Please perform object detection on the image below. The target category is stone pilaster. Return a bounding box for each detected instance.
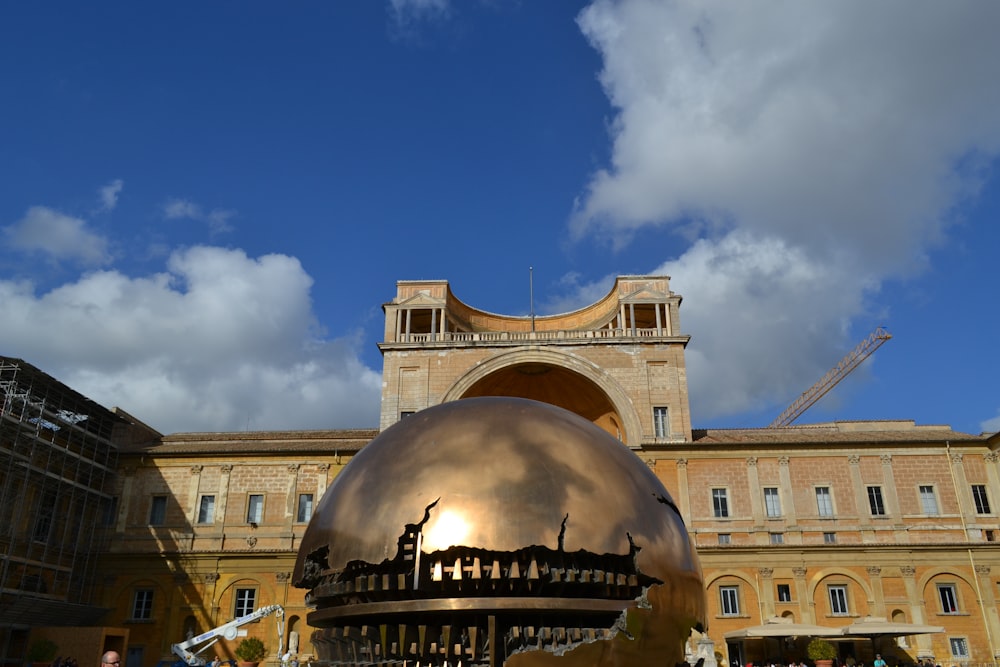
[746,457,763,538]
[777,456,797,528]
[676,458,691,523]
[848,455,873,539]
[218,464,233,532]
[317,462,331,499]
[187,464,204,525]
[974,564,1000,658]
[116,465,135,533]
[792,567,813,623]
[759,567,775,618]
[286,463,300,522]
[866,565,885,616]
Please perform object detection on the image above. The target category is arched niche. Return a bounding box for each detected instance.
[443,349,642,446]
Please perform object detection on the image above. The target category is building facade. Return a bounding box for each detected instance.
[0,358,157,667]
[4,277,999,667]
[94,430,375,667]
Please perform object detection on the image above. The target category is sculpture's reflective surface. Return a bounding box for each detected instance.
[294,397,705,667]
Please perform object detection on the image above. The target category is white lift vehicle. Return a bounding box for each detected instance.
[171,604,285,667]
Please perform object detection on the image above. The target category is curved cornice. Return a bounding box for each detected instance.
[442,348,643,447]
[436,275,675,333]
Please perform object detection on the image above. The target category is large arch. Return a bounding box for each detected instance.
[807,568,876,620]
[442,348,643,446]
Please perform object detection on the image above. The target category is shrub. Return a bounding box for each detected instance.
[806,638,838,661]
[235,637,267,663]
[27,639,59,663]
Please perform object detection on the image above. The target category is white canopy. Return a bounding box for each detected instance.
[725,616,945,642]
[724,618,842,639]
[840,617,945,638]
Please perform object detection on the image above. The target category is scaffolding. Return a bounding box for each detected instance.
[0,357,153,661]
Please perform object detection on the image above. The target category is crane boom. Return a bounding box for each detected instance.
[171,604,285,667]
[769,326,892,428]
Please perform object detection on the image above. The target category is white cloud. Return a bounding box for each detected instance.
[546,233,877,424]
[388,0,450,36]
[205,208,236,234]
[982,412,1000,435]
[659,232,875,422]
[575,1,1000,266]
[570,0,1000,422]
[164,198,202,219]
[3,206,111,266]
[164,198,235,234]
[99,179,124,211]
[0,246,381,433]
[390,0,449,22]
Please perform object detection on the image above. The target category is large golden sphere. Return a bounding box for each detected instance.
[295,397,705,667]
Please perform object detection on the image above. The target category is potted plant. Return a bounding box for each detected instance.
[807,637,838,667]
[235,637,267,667]
[27,638,59,667]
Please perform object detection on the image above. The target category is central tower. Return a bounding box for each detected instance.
[378,275,693,446]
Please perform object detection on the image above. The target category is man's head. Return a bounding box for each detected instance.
[101,652,121,667]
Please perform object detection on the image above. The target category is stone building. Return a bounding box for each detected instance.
[4,276,999,667]
[0,357,158,665]
[94,429,375,667]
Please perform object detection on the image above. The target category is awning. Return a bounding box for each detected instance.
[840,617,945,638]
[724,618,842,640]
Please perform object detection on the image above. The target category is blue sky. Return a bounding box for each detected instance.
[2,1,998,435]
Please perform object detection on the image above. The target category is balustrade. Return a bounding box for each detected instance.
[390,328,675,345]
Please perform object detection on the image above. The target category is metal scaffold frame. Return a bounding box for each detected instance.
[0,357,124,634]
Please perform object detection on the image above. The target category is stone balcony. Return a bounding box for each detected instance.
[383,327,690,347]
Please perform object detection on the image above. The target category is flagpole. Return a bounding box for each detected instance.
[529,266,535,333]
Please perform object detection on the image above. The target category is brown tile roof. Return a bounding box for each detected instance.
[119,421,992,456]
[121,428,378,455]
[692,421,984,446]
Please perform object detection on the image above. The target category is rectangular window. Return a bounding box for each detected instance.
[720,585,740,616]
[949,637,969,658]
[828,585,849,615]
[126,647,144,667]
[132,589,154,620]
[919,485,939,515]
[400,411,415,419]
[149,496,167,526]
[33,490,58,541]
[972,484,992,514]
[712,488,730,518]
[653,407,669,438]
[769,532,784,544]
[718,533,731,545]
[247,494,264,524]
[235,587,257,618]
[197,495,215,524]
[938,584,959,614]
[777,584,791,602]
[764,487,782,517]
[824,532,837,544]
[867,486,886,516]
[816,487,834,517]
[102,496,119,526]
[297,493,314,523]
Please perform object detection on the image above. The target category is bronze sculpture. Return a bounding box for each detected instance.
[294,397,705,666]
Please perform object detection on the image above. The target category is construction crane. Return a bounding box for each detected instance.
[171,604,285,667]
[768,326,892,428]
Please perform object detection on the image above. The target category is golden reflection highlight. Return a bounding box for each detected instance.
[422,508,472,552]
